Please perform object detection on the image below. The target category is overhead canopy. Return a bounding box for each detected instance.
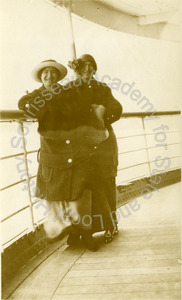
[95,0,180,17]
[50,0,181,42]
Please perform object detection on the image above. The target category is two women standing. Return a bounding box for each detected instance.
[18,55,122,251]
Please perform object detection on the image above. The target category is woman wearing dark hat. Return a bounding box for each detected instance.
[18,59,110,251]
[68,54,123,242]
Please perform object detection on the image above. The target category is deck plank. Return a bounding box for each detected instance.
[52,291,181,300]
[71,259,180,269]
[76,254,181,263]
[55,282,180,294]
[60,273,181,285]
[65,266,180,277]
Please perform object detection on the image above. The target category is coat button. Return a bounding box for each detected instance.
[94,146,97,149]
[68,158,72,163]
[66,140,70,144]
[88,85,91,88]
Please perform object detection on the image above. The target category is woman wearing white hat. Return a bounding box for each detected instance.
[18,60,67,126]
[18,59,110,251]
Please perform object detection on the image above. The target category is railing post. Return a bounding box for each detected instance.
[18,121,35,231]
[142,117,152,177]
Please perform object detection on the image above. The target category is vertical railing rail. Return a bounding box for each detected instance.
[18,120,35,231]
[141,117,152,177]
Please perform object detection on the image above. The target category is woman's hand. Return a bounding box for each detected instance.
[91,104,106,127]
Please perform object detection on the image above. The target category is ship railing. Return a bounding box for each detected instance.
[0,110,181,249]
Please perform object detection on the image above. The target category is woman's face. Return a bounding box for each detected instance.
[80,62,94,82]
[41,67,59,88]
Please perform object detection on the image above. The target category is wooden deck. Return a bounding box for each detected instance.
[8,183,181,300]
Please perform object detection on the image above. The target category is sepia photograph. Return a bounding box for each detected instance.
[0,0,181,299]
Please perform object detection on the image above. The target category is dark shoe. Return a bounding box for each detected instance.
[104,230,114,243]
[67,232,80,246]
[104,225,119,243]
[81,231,98,251]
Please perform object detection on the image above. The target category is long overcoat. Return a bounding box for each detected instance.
[66,78,123,232]
[18,84,110,202]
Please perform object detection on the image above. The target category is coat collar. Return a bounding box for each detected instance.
[38,84,63,95]
[74,77,100,89]
[38,85,46,93]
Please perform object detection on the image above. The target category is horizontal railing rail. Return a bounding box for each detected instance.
[0,175,37,192]
[117,155,180,171]
[117,130,180,140]
[0,150,38,161]
[118,142,180,155]
[0,109,181,248]
[0,110,181,121]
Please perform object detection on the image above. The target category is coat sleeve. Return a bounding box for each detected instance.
[18,89,47,120]
[104,86,123,124]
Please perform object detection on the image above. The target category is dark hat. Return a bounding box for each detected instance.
[68,54,97,73]
[79,54,97,71]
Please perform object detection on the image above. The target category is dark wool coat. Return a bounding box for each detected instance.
[67,78,123,178]
[18,84,113,202]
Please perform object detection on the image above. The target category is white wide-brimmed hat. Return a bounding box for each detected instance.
[31,59,67,82]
